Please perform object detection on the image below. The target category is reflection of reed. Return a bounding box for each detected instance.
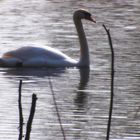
[48,77,66,140]
[18,80,37,140]
[103,25,115,140]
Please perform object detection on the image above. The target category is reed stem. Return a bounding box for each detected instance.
[103,24,115,140]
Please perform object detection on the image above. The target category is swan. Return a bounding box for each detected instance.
[0,9,96,67]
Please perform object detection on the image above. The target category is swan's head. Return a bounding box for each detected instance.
[73,9,96,23]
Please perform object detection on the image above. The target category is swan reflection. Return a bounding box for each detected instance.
[73,67,90,139]
[1,66,90,140]
[75,67,89,109]
[2,67,66,78]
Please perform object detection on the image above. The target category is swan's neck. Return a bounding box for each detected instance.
[74,18,89,67]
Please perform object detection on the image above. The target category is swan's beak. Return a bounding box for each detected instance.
[89,16,96,23]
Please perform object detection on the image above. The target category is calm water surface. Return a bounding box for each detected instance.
[0,0,139,140]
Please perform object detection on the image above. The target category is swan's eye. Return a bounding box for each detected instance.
[85,12,91,18]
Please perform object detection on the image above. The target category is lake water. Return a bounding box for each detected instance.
[0,0,140,140]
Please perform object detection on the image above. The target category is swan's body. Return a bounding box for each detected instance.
[0,9,95,67]
[2,46,77,67]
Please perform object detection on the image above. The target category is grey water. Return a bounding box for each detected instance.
[0,0,139,140]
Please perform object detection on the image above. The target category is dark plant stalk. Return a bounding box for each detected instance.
[48,77,66,140]
[18,80,24,140]
[103,24,115,140]
[25,94,37,140]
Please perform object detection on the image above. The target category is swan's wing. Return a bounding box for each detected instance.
[2,46,70,61]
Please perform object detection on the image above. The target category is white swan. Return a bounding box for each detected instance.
[0,9,96,67]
